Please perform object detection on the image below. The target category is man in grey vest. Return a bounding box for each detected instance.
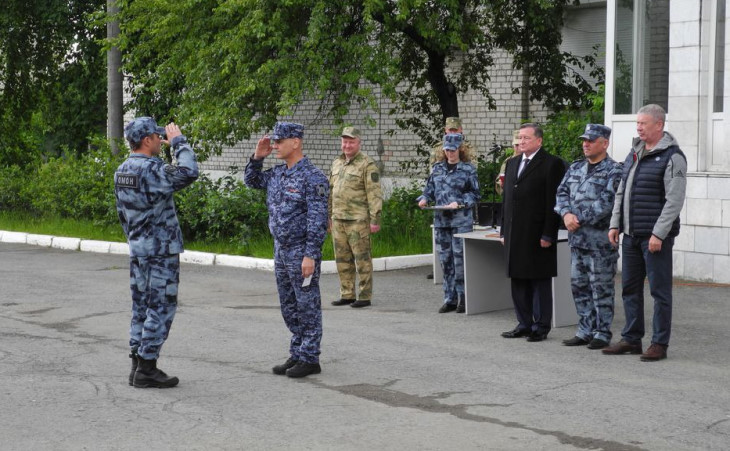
[603,104,686,362]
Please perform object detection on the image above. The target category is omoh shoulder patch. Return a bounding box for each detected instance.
[115,173,139,189]
[317,184,326,196]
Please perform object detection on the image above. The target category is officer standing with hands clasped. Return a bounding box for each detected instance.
[329,126,383,309]
[555,124,622,350]
[244,122,329,378]
[115,117,199,388]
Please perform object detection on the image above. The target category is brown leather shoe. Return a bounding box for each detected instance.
[640,343,667,361]
[602,340,642,355]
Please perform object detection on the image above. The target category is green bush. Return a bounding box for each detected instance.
[542,85,605,163]
[174,172,268,248]
[381,183,432,234]
[22,143,124,226]
[0,165,32,211]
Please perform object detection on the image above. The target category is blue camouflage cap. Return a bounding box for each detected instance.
[443,133,464,150]
[124,117,166,145]
[271,122,304,140]
[579,124,611,141]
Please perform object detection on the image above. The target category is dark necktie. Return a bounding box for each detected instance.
[518,158,530,176]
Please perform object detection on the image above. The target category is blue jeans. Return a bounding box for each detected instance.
[620,234,674,346]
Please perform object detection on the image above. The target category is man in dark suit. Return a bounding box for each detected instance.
[500,123,566,342]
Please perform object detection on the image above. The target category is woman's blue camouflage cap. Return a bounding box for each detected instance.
[271,122,304,140]
[579,124,612,141]
[443,133,464,150]
[124,117,166,144]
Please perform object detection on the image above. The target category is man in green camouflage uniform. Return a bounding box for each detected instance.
[329,126,383,308]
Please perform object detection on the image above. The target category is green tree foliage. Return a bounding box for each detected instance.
[0,0,107,166]
[116,0,599,160]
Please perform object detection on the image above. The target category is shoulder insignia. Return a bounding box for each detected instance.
[115,173,139,189]
[317,184,326,196]
[371,172,380,182]
[164,165,177,175]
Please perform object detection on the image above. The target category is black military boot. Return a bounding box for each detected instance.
[272,357,298,375]
[128,351,139,386]
[456,294,465,313]
[286,361,321,378]
[133,357,179,388]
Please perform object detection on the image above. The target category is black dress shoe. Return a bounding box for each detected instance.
[526,331,548,342]
[332,298,355,306]
[501,327,530,338]
[587,338,610,349]
[351,300,371,308]
[438,303,457,313]
[562,336,590,346]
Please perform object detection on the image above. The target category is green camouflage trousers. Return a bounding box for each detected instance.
[332,219,373,301]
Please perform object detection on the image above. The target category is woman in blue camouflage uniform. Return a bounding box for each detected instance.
[418,133,480,313]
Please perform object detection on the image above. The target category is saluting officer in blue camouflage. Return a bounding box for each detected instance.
[554,124,622,350]
[418,133,480,314]
[244,122,329,378]
[115,117,199,388]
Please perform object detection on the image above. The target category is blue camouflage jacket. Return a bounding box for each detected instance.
[114,135,199,257]
[417,161,480,228]
[554,157,622,251]
[244,156,329,259]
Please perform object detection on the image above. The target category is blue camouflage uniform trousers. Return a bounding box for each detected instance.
[570,248,618,342]
[274,243,323,364]
[555,156,622,342]
[129,254,179,360]
[435,225,472,305]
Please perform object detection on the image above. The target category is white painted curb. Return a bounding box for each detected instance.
[51,237,81,251]
[383,254,432,270]
[27,234,54,247]
[2,231,27,243]
[214,254,275,271]
[320,260,337,275]
[109,242,130,255]
[80,240,112,253]
[1,230,431,272]
[180,250,215,265]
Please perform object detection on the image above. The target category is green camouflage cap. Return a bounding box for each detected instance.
[341,126,361,139]
[445,117,462,130]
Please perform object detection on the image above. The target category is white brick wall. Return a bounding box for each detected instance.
[201,50,548,176]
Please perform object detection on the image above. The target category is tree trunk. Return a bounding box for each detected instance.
[107,0,124,154]
[426,52,459,121]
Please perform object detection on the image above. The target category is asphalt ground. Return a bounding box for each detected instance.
[1,242,729,450]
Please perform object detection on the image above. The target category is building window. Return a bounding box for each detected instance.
[613,0,670,114]
[714,0,726,113]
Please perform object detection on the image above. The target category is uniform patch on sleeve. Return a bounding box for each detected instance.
[164,165,177,175]
[317,184,326,196]
[115,173,138,189]
[371,172,380,182]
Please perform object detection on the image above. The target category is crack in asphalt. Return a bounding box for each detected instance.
[308,379,647,451]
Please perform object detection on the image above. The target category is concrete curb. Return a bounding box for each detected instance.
[0,229,431,272]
